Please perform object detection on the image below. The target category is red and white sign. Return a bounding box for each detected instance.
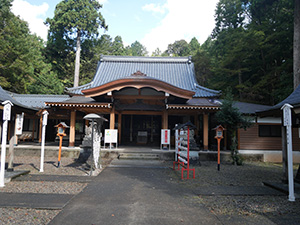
[161,129,170,145]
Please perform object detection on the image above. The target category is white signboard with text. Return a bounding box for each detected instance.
[15,113,24,135]
[104,129,118,149]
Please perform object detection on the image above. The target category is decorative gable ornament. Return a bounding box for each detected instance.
[131,70,147,77]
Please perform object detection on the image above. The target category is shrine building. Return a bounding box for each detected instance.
[45,56,221,148]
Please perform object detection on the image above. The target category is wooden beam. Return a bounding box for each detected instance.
[110,106,115,129]
[69,110,76,147]
[203,113,209,150]
[82,78,195,99]
[121,111,163,115]
[113,95,166,100]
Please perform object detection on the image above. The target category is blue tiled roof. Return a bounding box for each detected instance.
[67,55,220,98]
[0,86,35,110]
[0,86,19,105]
[11,93,70,109]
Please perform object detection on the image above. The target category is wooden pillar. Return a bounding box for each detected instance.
[162,110,168,129]
[39,115,42,143]
[237,129,240,150]
[118,113,122,143]
[203,113,209,150]
[110,106,115,129]
[69,110,76,147]
[32,118,35,141]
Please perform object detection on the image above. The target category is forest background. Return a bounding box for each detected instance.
[0,0,295,106]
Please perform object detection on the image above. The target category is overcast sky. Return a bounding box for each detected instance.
[11,0,219,54]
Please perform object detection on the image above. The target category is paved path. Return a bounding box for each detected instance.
[50,160,221,225]
[0,192,74,209]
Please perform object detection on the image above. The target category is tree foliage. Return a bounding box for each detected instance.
[194,0,294,105]
[46,0,107,87]
[216,89,252,165]
[0,0,63,94]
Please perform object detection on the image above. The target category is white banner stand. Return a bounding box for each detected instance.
[104,129,118,149]
[0,100,13,187]
[40,111,49,173]
[281,103,295,201]
[161,129,170,150]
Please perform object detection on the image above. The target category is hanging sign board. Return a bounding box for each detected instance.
[15,113,24,135]
[161,129,170,145]
[104,129,118,144]
[3,102,12,121]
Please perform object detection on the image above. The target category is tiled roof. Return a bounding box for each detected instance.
[257,85,300,114]
[0,86,20,105]
[0,86,35,110]
[232,102,272,114]
[10,93,70,109]
[67,55,220,98]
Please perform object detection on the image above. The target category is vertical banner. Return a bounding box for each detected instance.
[161,129,170,150]
[161,129,170,144]
[15,113,24,135]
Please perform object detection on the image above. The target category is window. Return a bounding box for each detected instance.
[259,125,281,137]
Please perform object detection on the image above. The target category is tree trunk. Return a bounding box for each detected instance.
[294,0,300,90]
[74,30,81,88]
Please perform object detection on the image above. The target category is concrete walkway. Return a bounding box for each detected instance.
[49,160,221,225]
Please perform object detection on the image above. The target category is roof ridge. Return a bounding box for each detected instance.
[100,55,191,63]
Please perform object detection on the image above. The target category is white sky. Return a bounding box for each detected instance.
[11,0,219,54]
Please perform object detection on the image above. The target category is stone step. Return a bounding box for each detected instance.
[118,153,160,160]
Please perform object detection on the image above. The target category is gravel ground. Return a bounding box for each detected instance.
[0,155,114,225]
[0,208,59,225]
[1,157,300,224]
[171,161,300,224]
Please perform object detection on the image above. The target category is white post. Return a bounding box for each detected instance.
[281,103,295,201]
[40,110,49,173]
[0,100,13,187]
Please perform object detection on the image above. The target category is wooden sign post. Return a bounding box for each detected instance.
[55,122,69,168]
[213,125,225,171]
[0,100,13,187]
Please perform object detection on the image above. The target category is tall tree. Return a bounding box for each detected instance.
[166,39,190,56]
[46,0,107,87]
[0,0,62,94]
[216,90,252,165]
[189,37,201,55]
[129,41,148,56]
[205,0,294,104]
[111,36,126,55]
[294,0,300,89]
[152,48,162,57]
